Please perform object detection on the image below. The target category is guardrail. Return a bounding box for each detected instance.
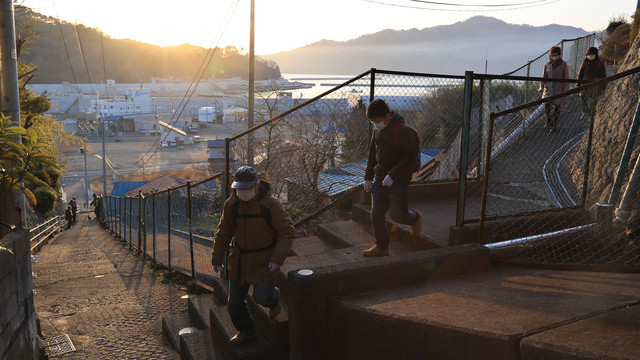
[29,215,66,254]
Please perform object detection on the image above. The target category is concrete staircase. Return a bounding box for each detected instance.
[162,217,416,360]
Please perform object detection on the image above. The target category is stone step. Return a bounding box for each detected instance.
[188,294,217,330]
[179,328,219,360]
[246,296,289,359]
[329,268,640,360]
[291,236,335,256]
[316,220,378,249]
[162,311,201,351]
[352,203,434,250]
[209,305,272,360]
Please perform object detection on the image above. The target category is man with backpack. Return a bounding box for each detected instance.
[212,166,295,346]
[363,99,423,257]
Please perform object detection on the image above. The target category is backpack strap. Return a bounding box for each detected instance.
[230,200,279,254]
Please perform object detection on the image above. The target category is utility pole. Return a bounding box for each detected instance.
[80,146,89,207]
[247,0,255,166]
[0,0,24,226]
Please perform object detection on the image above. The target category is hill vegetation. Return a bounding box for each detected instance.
[15,6,281,84]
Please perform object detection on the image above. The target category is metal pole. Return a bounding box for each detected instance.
[137,191,142,250]
[581,90,597,207]
[128,196,132,246]
[0,0,23,226]
[167,188,172,270]
[83,147,89,207]
[187,182,195,278]
[609,98,640,205]
[455,71,474,227]
[369,68,375,140]
[225,138,231,200]
[123,198,127,241]
[479,79,490,177]
[478,116,495,242]
[152,193,156,262]
[247,0,255,166]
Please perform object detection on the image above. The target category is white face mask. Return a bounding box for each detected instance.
[550,55,559,61]
[237,188,256,202]
[587,54,596,61]
[373,122,386,130]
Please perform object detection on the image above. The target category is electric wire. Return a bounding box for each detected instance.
[409,0,553,7]
[125,0,241,173]
[362,0,562,12]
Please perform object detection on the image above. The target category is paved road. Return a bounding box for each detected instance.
[33,219,187,359]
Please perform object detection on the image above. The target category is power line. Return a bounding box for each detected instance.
[409,0,553,7]
[361,0,562,12]
[125,0,241,174]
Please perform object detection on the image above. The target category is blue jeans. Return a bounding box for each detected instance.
[227,279,279,335]
[371,181,419,250]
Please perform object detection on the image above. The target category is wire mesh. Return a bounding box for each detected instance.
[484,66,640,269]
[190,177,224,287]
[154,191,169,268]
[168,185,192,276]
[504,34,596,79]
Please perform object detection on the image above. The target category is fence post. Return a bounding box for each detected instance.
[167,188,172,270]
[581,89,598,207]
[123,197,127,242]
[128,197,133,246]
[224,138,231,201]
[609,98,640,205]
[369,68,376,140]
[479,79,490,177]
[152,193,156,262]
[479,116,495,242]
[187,182,195,278]
[119,197,123,239]
[138,191,142,251]
[455,71,474,227]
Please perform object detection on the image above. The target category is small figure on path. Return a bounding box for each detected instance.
[65,205,73,229]
[362,99,422,257]
[539,45,570,132]
[577,46,607,115]
[70,197,78,225]
[212,166,294,346]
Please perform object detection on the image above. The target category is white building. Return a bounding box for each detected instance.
[198,107,216,123]
[92,89,152,118]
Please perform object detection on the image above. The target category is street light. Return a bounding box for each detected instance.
[79,146,89,207]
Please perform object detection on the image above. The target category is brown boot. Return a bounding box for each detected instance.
[229,332,256,346]
[362,245,389,257]
[411,212,423,236]
[268,303,281,319]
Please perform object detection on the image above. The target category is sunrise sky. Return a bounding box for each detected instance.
[21,0,637,54]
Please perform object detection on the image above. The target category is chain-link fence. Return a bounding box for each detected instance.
[504,34,596,80]
[102,174,223,288]
[479,65,640,269]
[224,69,476,227]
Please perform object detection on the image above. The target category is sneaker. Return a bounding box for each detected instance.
[362,245,389,257]
[411,212,423,236]
[229,332,256,346]
[269,303,281,319]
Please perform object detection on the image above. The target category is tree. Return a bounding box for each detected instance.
[341,99,369,163]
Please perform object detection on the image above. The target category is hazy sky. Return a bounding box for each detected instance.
[21,0,637,54]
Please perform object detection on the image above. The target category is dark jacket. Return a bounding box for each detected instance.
[365,113,420,184]
[578,58,607,84]
[70,200,77,213]
[212,181,295,284]
[65,207,73,220]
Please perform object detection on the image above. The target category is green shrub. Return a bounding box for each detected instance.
[33,186,57,215]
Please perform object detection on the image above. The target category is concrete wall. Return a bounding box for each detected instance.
[0,228,39,360]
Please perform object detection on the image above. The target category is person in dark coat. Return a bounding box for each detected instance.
[362,99,423,257]
[212,166,295,346]
[65,205,73,229]
[539,46,570,132]
[70,198,78,225]
[577,47,607,115]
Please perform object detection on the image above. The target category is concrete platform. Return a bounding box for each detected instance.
[332,268,640,360]
[521,303,640,360]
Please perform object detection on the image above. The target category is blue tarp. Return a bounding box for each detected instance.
[111,181,148,197]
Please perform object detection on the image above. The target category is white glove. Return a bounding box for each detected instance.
[364,180,372,192]
[382,175,393,187]
[268,262,279,272]
[213,265,222,273]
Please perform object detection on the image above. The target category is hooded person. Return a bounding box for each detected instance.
[362,99,423,258]
[211,166,294,346]
[577,47,607,115]
[539,46,570,131]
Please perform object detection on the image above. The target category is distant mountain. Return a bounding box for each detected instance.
[261,16,589,75]
[16,6,281,84]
